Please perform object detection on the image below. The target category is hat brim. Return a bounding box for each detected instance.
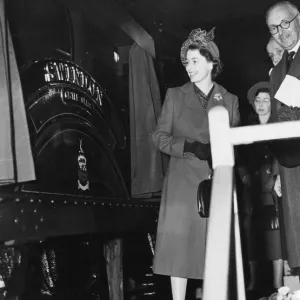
[247,82,270,104]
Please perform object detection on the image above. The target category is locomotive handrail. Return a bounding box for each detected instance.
[203,106,300,300]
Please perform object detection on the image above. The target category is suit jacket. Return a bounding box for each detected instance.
[269,49,300,168]
[270,48,300,267]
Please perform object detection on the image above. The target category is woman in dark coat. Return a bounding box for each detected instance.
[151,27,240,300]
[243,82,285,291]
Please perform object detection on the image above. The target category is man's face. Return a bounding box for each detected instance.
[267,39,284,66]
[267,5,300,50]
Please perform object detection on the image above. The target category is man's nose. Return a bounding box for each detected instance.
[278,26,283,35]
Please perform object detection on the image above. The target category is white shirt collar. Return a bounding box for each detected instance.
[289,39,300,53]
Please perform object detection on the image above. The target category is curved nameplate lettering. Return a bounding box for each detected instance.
[26,84,117,150]
[21,58,126,149]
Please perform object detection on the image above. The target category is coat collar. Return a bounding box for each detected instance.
[272,47,300,93]
[289,47,300,78]
[180,81,227,109]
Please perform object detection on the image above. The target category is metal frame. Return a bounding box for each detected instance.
[203,106,300,300]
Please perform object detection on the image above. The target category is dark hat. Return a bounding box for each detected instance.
[247,82,270,105]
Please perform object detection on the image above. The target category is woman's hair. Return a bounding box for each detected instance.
[255,87,270,97]
[186,44,223,79]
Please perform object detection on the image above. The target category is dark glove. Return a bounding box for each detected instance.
[184,140,211,161]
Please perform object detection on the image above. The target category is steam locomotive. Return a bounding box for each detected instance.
[0,0,161,298]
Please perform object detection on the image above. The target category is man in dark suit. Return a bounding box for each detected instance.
[266,1,300,270]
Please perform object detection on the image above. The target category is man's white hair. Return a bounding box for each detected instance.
[266,1,299,21]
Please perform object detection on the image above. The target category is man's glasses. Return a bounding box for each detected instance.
[269,13,299,35]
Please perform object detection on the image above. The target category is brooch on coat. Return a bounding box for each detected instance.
[213,93,222,101]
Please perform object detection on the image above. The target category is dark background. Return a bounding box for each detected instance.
[9,0,298,122]
[119,0,300,121]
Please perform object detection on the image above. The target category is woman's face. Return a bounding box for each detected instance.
[267,39,284,66]
[185,49,213,83]
[254,92,271,116]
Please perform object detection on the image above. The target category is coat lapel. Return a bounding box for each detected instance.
[181,82,203,109]
[270,52,287,122]
[273,48,300,95]
[206,82,226,112]
[270,48,300,118]
[272,51,287,94]
[288,47,300,79]
[181,81,227,112]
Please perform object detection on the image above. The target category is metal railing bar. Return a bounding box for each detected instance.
[204,106,300,300]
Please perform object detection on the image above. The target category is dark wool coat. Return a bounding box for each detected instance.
[152,81,240,279]
[270,48,300,267]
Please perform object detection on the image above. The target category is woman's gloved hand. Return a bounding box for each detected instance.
[184,140,211,161]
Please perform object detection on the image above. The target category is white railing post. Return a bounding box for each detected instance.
[209,106,234,169]
[203,106,235,300]
[203,106,300,300]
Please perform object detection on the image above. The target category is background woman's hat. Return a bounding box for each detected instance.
[247,81,269,104]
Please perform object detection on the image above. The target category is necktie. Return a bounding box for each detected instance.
[287,51,295,71]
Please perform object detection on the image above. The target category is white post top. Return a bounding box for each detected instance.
[208,106,234,168]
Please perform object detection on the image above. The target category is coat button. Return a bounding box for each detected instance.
[266,169,271,174]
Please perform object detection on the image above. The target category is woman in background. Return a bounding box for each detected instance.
[244,82,284,293]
